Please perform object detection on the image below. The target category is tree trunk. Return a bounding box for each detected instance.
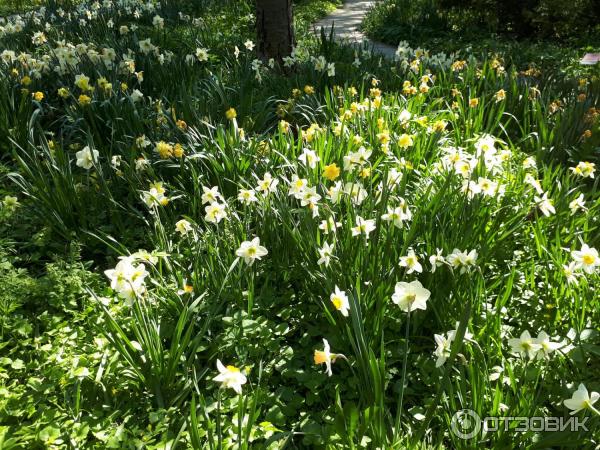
[255,0,295,63]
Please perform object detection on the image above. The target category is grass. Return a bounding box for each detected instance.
[295,0,342,33]
[0,0,599,448]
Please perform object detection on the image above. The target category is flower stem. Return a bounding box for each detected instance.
[395,310,411,436]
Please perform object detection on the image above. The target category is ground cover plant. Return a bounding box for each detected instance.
[0,0,42,16]
[0,0,599,448]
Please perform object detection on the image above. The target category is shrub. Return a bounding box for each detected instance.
[439,0,600,38]
[364,0,600,43]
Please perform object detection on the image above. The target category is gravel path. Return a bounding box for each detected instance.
[313,0,396,58]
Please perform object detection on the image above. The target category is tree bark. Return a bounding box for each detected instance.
[255,0,295,63]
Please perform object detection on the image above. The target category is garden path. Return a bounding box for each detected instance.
[313,0,397,58]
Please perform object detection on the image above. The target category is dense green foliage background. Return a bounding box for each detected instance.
[362,0,600,74]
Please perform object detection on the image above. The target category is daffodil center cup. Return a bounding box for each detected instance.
[332,296,343,309]
[583,254,595,265]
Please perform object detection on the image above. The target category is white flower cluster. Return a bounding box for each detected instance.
[104,254,149,302]
[395,40,457,71]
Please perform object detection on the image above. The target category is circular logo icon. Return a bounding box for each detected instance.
[451,409,481,440]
